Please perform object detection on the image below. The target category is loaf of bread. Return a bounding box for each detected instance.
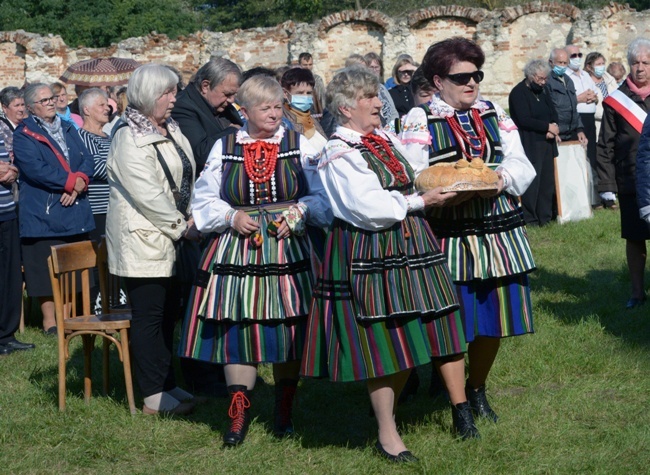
[414,158,499,192]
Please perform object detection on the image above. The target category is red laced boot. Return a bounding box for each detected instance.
[273,379,298,437]
[223,385,251,446]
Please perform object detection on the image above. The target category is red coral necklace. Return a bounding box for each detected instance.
[243,141,279,184]
[361,133,409,185]
[445,109,487,161]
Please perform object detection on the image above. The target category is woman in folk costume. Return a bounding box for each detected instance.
[301,67,475,463]
[179,75,332,446]
[401,37,536,425]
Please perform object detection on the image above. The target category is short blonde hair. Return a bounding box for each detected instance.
[236,75,284,110]
[326,67,379,125]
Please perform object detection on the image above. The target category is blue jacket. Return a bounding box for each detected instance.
[13,116,95,238]
[636,114,650,220]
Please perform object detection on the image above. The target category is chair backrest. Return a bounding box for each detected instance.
[96,236,130,314]
[48,240,97,324]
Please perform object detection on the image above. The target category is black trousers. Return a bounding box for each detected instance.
[0,218,22,344]
[124,276,180,398]
[521,150,556,226]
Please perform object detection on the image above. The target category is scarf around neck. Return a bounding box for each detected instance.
[36,115,68,161]
[626,76,650,100]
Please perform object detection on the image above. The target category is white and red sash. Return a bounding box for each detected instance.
[603,89,647,134]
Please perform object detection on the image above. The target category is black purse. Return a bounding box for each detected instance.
[153,141,200,285]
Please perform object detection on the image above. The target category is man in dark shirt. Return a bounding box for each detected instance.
[172,57,244,176]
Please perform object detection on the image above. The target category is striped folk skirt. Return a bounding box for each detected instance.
[179,204,323,364]
[301,214,466,382]
[455,273,534,342]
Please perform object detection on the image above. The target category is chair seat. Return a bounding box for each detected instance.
[63,313,131,331]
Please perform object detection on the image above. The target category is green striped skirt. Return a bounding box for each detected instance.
[301,214,466,382]
[179,204,322,364]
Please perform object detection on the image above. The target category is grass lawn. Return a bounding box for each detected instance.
[1,209,649,474]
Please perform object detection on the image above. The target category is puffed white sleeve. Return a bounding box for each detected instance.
[399,107,431,174]
[493,102,536,196]
[297,135,334,228]
[318,139,418,231]
[385,130,429,177]
[191,139,236,233]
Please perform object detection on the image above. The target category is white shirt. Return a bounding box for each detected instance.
[567,68,598,114]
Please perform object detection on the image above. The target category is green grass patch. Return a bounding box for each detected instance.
[2,209,649,474]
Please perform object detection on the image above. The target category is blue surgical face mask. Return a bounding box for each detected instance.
[569,57,581,70]
[290,94,313,112]
[553,65,567,76]
[593,65,606,78]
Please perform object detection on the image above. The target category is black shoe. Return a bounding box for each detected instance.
[603,199,618,210]
[626,296,647,309]
[466,384,498,422]
[43,326,57,336]
[274,379,298,437]
[451,402,480,440]
[397,370,419,405]
[0,345,13,356]
[4,339,36,351]
[374,441,419,463]
[223,385,251,447]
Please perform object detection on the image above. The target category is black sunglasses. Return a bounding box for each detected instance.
[570,53,583,59]
[445,70,484,85]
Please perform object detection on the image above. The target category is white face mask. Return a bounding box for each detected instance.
[593,65,606,78]
[569,57,581,71]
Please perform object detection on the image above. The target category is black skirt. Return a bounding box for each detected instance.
[21,233,89,297]
[619,193,650,241]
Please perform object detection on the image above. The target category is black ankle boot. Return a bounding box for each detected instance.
[223,385,251,446]
[274,379,298,437]
[466,384,498,422]
[451,401,480,440]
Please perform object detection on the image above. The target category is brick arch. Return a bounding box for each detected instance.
[318,10,392,33]
[499,2,581,25]
[408,6,488,28]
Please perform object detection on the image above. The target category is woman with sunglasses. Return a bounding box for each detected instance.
[12,83,95,335]
[401,37,536,426]
[389,57,418,117]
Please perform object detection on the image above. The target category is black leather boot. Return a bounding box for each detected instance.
[273,379,298,437]
[223,385,251,446]
[451,401,480,440]
[466,383,498,422]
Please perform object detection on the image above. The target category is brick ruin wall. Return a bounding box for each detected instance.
[1,2,649,106]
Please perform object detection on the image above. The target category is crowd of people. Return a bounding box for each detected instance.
[1,36,649,462]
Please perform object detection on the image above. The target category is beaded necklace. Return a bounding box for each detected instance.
[360,133,409,185]
[445,108,487,161]
[243,141,279,184]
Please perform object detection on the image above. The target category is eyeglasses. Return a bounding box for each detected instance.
[532,75,548,83]
[398,69,415,77]
[445,70,485,85]
[34,96,55,105]
[570,53,583,59]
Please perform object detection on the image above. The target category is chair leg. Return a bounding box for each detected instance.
[119,328,137,415]
[103,338,110,396]
[82,335,93,404]
[58,335,67,412]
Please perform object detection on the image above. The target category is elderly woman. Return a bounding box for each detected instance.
[301,67,474,462]
[585,53,619,146]
[597,38,650,309]
[12,83,95,335]
[51,82,83,129]
[508,59,560,226]
[401,37,536,424]
[179,75,331,446]
[280,67,328,150]
[389,56,419,117]
[77,88,111,241]
[0,87,26,133]
[107,64,199,415]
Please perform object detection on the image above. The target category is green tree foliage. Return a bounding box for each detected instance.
[1,0,649,48]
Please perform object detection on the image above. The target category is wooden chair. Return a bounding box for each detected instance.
[47,240,136,414]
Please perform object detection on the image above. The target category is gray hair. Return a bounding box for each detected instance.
[24,83,53,107]
[0,86,23,107]
[523,59,551,80]
[78,88,108,118]
[236,75,283,110]
[549,48,566,62]
[345,54,368,68]
[127,64,178,117]
[327,67,379,125]
[192,57,242,91]
[627,38,650,66]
